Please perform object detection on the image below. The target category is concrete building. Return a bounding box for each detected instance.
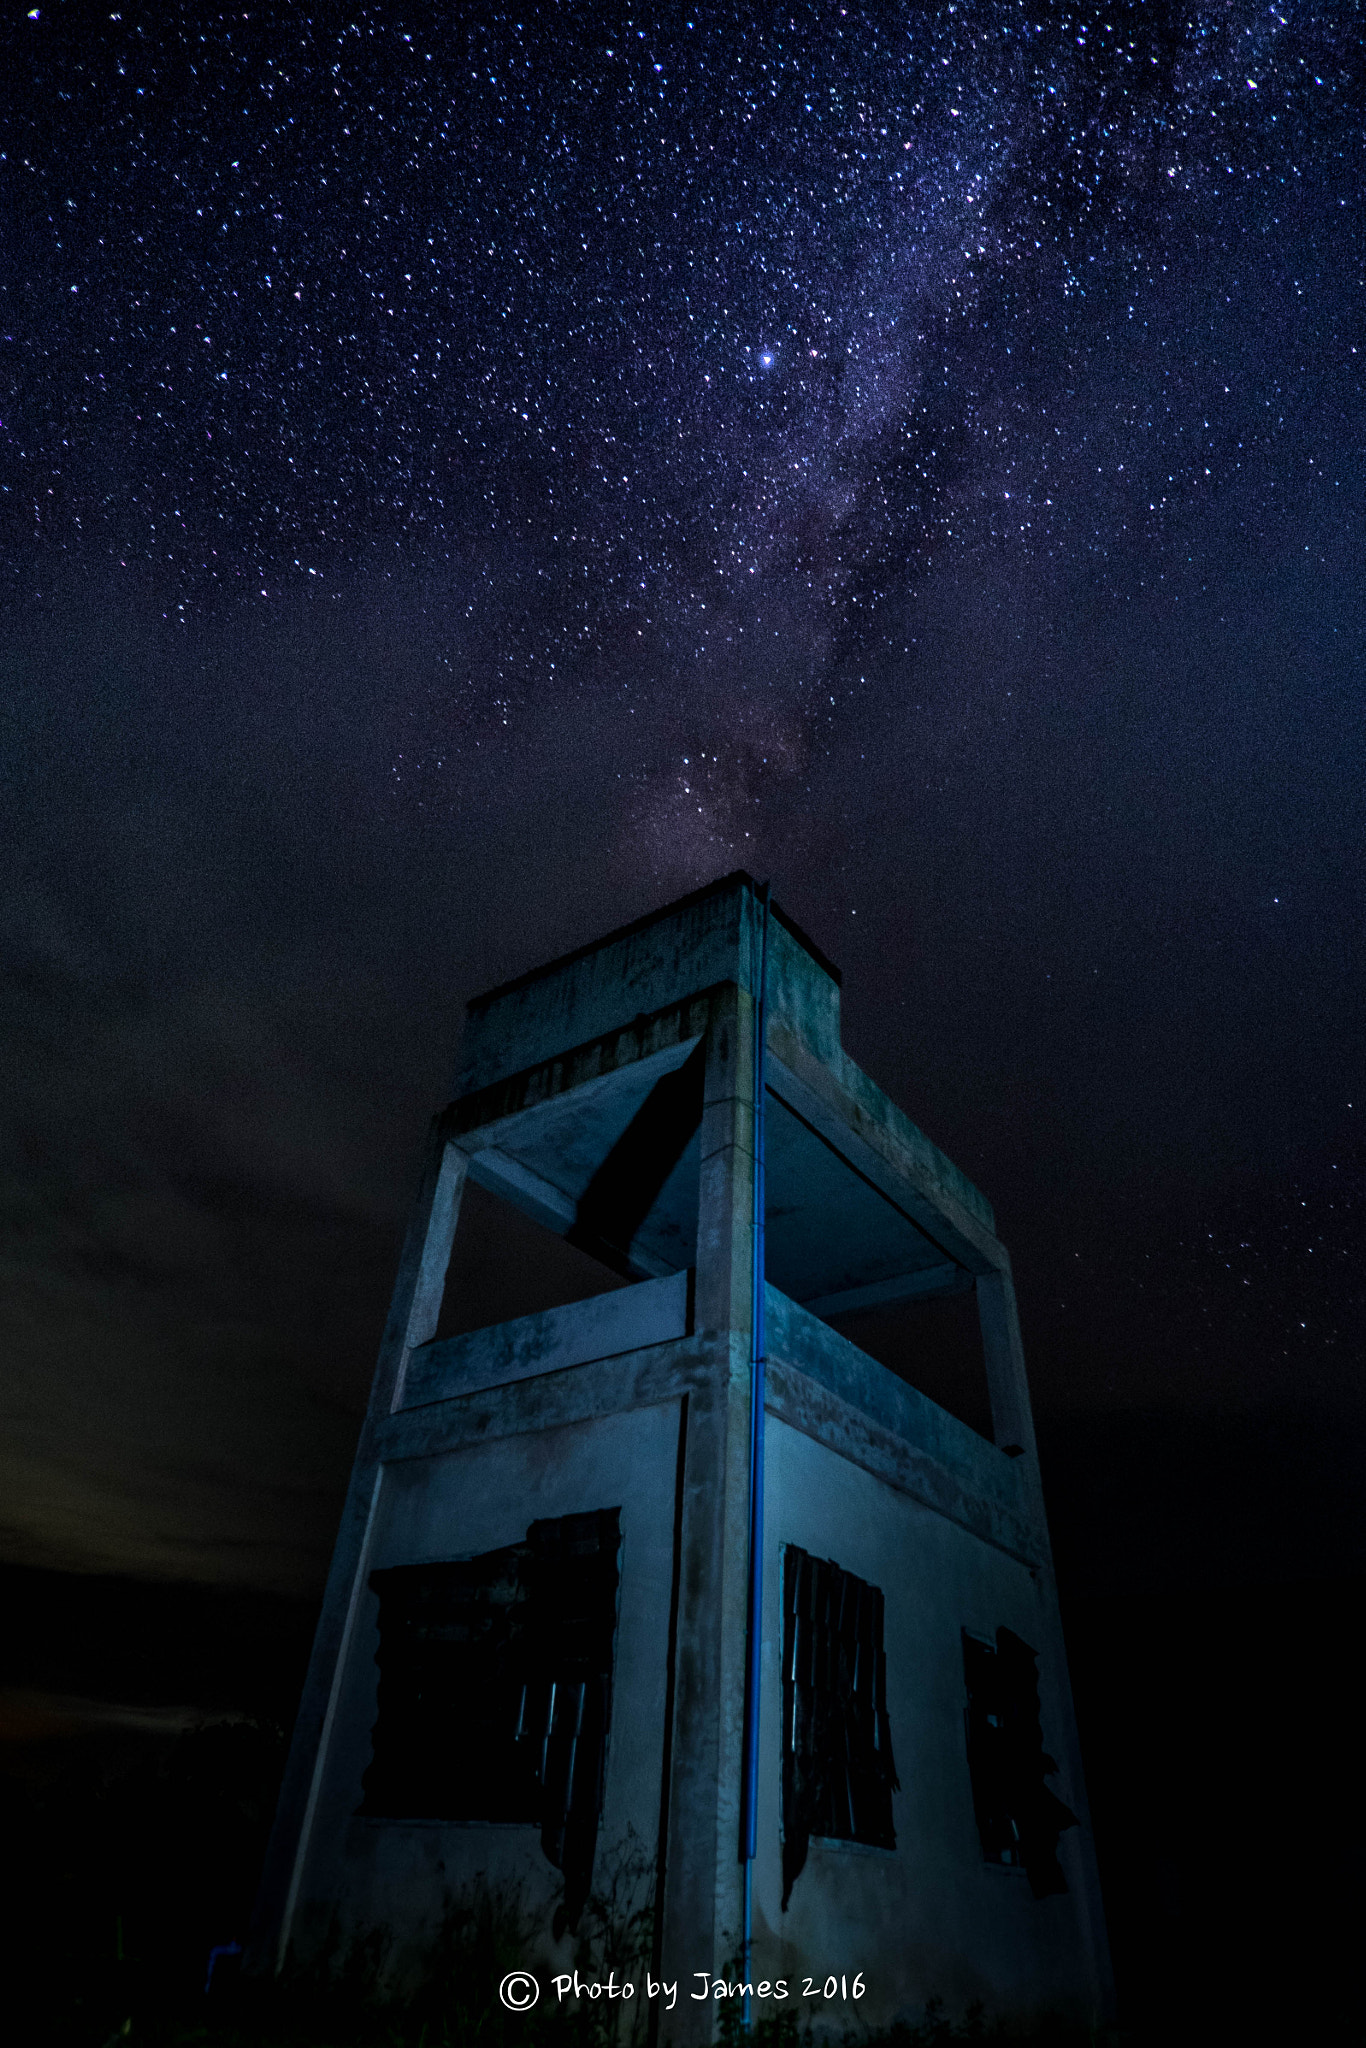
[251,873,1112,2034]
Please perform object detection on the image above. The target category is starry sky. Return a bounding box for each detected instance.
[1,0,1362,1606]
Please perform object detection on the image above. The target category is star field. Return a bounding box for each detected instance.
[5,6,1358,647]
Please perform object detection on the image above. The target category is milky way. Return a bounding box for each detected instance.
[5,6,1357,792]
[1,4,1362,1595]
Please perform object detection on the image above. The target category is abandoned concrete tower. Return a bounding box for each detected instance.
[253,872,1112,2030]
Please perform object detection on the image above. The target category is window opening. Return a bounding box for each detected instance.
[780,1545,898,1908]
[435,1180,630,1341]
[826,1286,994,1441]
[962,1626,1077,1897]
[362,1507,621,1935]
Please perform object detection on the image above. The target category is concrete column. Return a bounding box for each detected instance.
[248,1121,468,1971]
[976,1262,1040,1467]
[657,985,757,2038]
[976,1262,1115,2022]
[388,1129,469,1409]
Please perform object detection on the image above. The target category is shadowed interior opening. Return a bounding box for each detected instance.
[361,1508,622,1938]
[962,1626,1078,1898]
[825,1287,994,1441]
[435,1179,630,1342]
[779,1544,898,1911]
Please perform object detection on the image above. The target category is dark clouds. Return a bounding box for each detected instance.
[1,1,1362,1594]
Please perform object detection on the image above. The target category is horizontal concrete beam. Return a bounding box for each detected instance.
[765,1359,1044,1569]
[764,1286,1030,1523]
[799,1261,973,1320]
[375,1328,1042,1570]
[403,1270,692,1408]
[377,1294,1042,1566]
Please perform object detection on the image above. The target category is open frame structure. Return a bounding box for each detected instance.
[250,872,1112,2035]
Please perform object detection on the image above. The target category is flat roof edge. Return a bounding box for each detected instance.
[466,870,842,1012]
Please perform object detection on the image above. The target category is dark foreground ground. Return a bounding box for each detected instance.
[0,1566,1357,2046]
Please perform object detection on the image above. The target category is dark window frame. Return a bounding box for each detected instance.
[779,1543,899,1909]
[961,1624,1078,1898]
[361,1507,621,1934]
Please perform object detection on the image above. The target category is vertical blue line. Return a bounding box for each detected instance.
[741,882,770,2029]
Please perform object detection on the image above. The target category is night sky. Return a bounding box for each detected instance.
[3,0,1362,1632]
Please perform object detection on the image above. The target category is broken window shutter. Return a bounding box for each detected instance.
[360,1507,621,1936]
[962,1625,1077,1897]
[780,1545,898,1910]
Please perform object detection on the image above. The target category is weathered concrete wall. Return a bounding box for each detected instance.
[456,877,799,1093]
[286,1399,683,1970]
[281,1326,1097,2026]
[751,1415,1098,2030]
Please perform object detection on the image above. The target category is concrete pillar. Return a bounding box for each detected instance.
[388,1129,469,1408]
[976,1262,1115,2022]
[976,1263,1039,1468]
[249,1121,468,1971]
[657,986,757,2037]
